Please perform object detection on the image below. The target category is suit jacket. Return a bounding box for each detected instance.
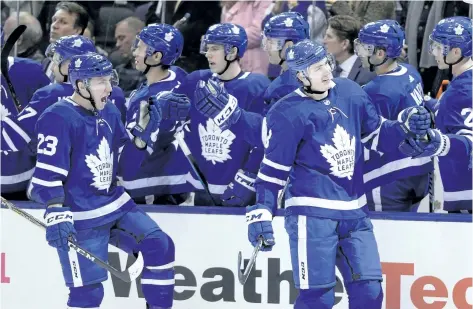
[347,57,376,87]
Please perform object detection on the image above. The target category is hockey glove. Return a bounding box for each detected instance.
[130,98,162,149]
[399,129,450,158]
[222,170,257,207]
[194,79,242,131]
[151,91,191,122]
[44,206,76,252]
[397,106,431,139]
[246,204,275,251]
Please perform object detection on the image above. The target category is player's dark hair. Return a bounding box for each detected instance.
[55,2,89,35]
[327,15,361,55]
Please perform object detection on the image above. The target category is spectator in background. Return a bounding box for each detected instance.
[83,21,108,57]
[3,11,44,63]
[111,16,145,96]
[145,0,221,73]
[221,0,271,75]
[329,1,396,25]
[43,2,89,79]
[323,15,375,85]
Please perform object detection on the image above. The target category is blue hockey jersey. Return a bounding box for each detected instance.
[436,69,472,211]
[118,70,196,198]
[176,70,270,194]
[362,64,433,190]
[256,79,407,219]
[1,57,49,193]
[29,98,141,229]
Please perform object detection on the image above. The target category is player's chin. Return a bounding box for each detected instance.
[208,63,222,74]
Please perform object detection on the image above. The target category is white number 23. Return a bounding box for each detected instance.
[37,134,58,156]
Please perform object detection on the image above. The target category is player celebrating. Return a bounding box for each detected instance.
[195,12,309,149]
[0,27,50,198]
[354,20,433,212]
[118,23,193,205]
[29,53,176,309]
[176,23,270,206]
[245,40,430,308]
[399,16,472,213]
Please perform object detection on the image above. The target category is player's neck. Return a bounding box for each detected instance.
[146,67,170,85]
[375,60,398,75]
[217,62,242,81]
[306,90,328,101]
[336,51,352,65]
[452,59,473,77]
[71,93,95,111]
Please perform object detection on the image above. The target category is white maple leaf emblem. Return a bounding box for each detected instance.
[165,31,174,42]
[0,104,11,121]
[284,18,293,27]
[74,58,82,68]
[380,24,390,33]
[199,119,235,165]
[85,137,114,191]
[320,125,356,180]
[72,38,83,47]
[232,25,240,34]
[409,75,414,83]
[454,24,464,35]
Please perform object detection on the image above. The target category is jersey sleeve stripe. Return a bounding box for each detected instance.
[36,162,69,177]
[3,117,31,143]
[262,156,292,171]
[2,129,18,151]
[31,177,63,187]
[361,116,385,143]
[363,156,431,183]
[1,167,35,184]
[257,171,287,186]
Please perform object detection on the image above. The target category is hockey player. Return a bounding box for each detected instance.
[118,23,193,205]
[29,52,176,309]
[354,20,433,212]
[1,28,50,198]
[195,12,310,149]
[245,40,430,308]
[175,23,270,206]
[399,16,472,213]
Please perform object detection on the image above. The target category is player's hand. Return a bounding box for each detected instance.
[151,91,190,122]
[194,79,242,130]
[399,129,450,158]
[246,204,275,251]
[222,170,256,207]
[44,206,76,252]
[130,98,162,149]
[397,106,431,138]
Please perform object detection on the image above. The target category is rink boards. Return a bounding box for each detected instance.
[1,203,472,309]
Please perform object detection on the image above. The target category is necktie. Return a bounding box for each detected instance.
[333,65,343,78]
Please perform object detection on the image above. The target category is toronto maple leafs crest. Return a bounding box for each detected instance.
[85,137,114,191]
[74,58,82,68]
[165,31,174,42]
[320,125,356,180]
[379,24,390,33]
[232,25,240,34]
[72,38,83,47]
[284,18,293,27]
[287,49,295,60]
[199,119,235,164]
[454,24,464,35]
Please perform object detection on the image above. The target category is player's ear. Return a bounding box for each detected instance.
[227,47,238,61]
[296,72,308,85]
[375,48,385,58]
[341,39,349,51]
[153,51,163,64]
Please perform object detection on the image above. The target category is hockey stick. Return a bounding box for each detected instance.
[1,25,26,113]
[174,124,218,206]
[237,237,263,284]
[1,197,144,282]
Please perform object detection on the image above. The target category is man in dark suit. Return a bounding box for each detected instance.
[145,0,221,73]
[323,15,376,86]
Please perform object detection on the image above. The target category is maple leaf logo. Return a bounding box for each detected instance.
[284,18,293,27]
[85,137,114,191]
[0,104,11,121]
[320,125,356,180]
[198,119,235,165]
[165,31,174,42]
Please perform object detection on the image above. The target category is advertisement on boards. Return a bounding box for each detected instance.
[1,208,471,309]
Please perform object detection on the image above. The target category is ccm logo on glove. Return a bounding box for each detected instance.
[214,94,238,127]
[246,209,272,224]
[45,211,74,225]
